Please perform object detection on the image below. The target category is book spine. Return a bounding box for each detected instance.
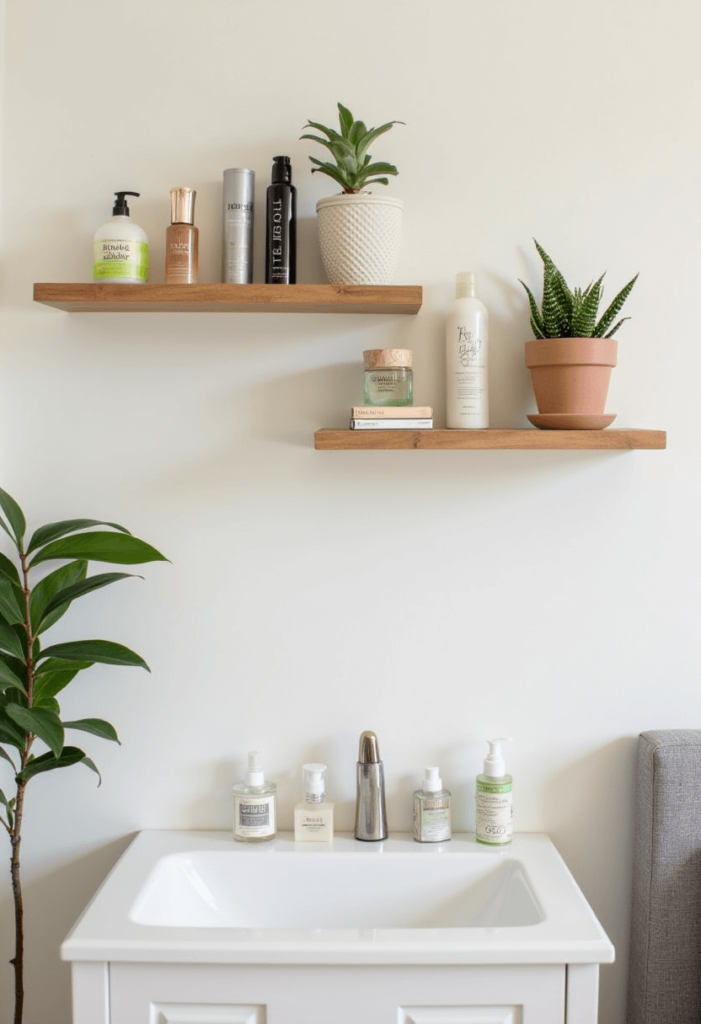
[351,406,433,419]
[350,419,433,430]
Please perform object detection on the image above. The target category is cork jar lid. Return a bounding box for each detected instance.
[363,348,413,370]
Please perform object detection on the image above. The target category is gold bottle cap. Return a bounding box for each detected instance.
[363,348,413,370]
[170,187,196,225]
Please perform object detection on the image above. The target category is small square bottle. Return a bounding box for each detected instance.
[294,763,334,842]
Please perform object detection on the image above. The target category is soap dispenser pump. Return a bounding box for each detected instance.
[93,191,149,284]
[232,750,277,843]
[476,737,513,845]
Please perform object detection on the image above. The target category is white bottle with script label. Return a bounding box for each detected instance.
[446,271,489,428]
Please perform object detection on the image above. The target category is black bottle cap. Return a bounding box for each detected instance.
[271,156,292,185]
[112,191,140,216]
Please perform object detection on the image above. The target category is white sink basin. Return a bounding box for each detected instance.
[62,831,614,966]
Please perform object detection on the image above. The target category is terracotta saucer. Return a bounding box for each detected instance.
[527,413,617,430]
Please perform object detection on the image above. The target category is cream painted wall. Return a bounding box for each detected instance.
[0,1,698,1021]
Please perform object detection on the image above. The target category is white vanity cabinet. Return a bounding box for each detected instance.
[63,832,612,1024]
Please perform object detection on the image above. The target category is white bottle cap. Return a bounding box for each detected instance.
[423,766,442,792]
[245,750,265,786]
[483,737,511,777]
[456,272,479,299]
[302,763,326,801]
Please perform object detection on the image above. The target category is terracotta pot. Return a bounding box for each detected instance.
[316,193,403,285]
[525,337,617,416]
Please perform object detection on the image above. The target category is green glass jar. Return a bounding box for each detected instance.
[362,349,413,406]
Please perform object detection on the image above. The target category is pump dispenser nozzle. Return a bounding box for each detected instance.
[483,737,512,777]
[112,191,140,216]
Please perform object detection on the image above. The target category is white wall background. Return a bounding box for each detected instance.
[0,1,698,1021]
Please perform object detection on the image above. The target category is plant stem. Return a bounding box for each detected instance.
[9,778,26,1024]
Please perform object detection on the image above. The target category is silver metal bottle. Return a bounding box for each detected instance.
[354,730,388,841]
[222,168,255,283]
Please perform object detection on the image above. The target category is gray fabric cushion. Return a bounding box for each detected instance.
[627,730,701,1024]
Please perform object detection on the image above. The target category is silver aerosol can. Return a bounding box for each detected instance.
[222,168,255,283]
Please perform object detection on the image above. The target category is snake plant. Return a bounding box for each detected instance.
[300,102,403,193]
[520,240,638,339]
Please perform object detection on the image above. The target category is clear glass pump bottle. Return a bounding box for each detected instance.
[232,751,277,843]
[413,766,451,843]
[294,763,334,842]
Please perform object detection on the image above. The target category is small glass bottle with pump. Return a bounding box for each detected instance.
[476,738,513,845]
[233,751,277,843]
[294,763,334,842]
[362,349,413,406]
[413,766,451,843]
[165,187,199,284]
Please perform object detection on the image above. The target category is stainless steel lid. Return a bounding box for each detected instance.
[170,187,196,225]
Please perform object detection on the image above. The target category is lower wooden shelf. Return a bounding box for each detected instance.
[314,428,667,450]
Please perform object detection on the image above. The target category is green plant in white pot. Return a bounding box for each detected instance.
[520,240,638,429]
[300,102,404,285]
[0,487,167,1024]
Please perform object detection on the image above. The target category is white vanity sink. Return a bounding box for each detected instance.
[62,831,614,1024]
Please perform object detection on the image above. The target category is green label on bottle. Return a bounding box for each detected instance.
[94,240,149,281]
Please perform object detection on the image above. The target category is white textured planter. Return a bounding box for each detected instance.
[316,193,403,285]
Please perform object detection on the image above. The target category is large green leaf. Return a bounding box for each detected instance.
[16,746,100,783]
[0,658,25,694]
[0,576,24,625]
[593,273,639,337]
[0,617,24,660]
[29,560,87,634]
[0,746,17,770]
[34,658,93,676]
[27,518,132,554]
[64,718,120,744]
[37,640,149,671]
[6,705,64,756]
[33,666,85,704]
[0,552,20,586]
[29,532,168,568]
[0,706,26,749]
[0,488,26,550]
[38,572,138,631]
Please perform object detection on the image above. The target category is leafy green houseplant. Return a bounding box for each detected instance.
[0,487,167,1024]
[300,102,405,285]
[520,240,639,428]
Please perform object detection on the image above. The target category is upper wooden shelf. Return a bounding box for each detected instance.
[33,283,423,314]
[314,429,667,450]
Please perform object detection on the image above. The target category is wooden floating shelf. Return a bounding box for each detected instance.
[33,283,423,315]
[314,429,667,451]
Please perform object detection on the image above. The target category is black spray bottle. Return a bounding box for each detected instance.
[265,155,296,284]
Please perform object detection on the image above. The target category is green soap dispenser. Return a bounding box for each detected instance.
[93,190,149,284]
[476,737,513,845]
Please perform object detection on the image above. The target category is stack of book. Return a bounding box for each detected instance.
[350,406,433,430]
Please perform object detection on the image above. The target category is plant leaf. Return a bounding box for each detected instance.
[0,617,25,660]
[34,658,93,676]
[0,488,26,550]
[29,532,168,568]
[6,705,64,756]
[38,572,138,632]
[0,658,26,694]
[29,560,87,634]
[0,787,14,827]
[0,705,26,749]
[64,718,120,744]
[37,640,149,671]
[32,665,85,703]
[593,273,638,337]
[337,103,354,136]
[0,552,20,587]
[604,316,631,338]
[0,576,24,626]
[16,746,101,783]
[27,518,131,554]
[520,281,546,338]
[0,747,17,771]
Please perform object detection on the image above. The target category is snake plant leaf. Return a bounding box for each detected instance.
[63,718,120,744]
[32,666,86,704]
[27,519,131,554]
[519,281,546,338]
[572,275,604,337]
[29,560,87,634]
[37,572,139,634]
[0,658,25,694]
[0,618,24,660]
[593,273,639,337]
[542,266,568,337]
[37,640,149,671]
[0,553,20,587]
[6,705,64,757]
[0,577,24,626]
[29,531,168,568]
[16,745,101,783]
[0,488,26,550]
[604,316,631,338]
